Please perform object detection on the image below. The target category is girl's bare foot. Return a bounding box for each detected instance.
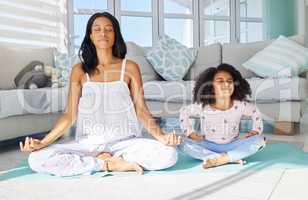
[234,159,246,166]
[202,153,229,169]
[100,156,144,175]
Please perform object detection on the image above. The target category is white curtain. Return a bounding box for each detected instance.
[0,0,68,51]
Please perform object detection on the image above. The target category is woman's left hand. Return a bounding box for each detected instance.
[158,130,181,147]
[245,130,259,138]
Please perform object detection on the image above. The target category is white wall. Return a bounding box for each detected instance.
[298,0,305,35]
[306,0,308,45]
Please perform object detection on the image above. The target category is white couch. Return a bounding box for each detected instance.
[1,36,308,148]
[0,46,67,141]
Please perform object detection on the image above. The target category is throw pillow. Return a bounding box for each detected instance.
[14,61,51,89]
[126,42,159,82]
[54,51,79,85]
[146,35,197,81]
[242,35,308,78]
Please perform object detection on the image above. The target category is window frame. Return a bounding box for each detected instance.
[68,0,268,52]
[158,0,199,47]
[114,0,158,47]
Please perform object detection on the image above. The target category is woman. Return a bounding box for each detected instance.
[20,12,181,176]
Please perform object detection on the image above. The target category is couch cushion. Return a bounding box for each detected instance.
[143,78,307,103]
[222,35,305,78]
[0,46,55,89]
[144,81,194,103]
[146,35,197,81]
[184,43,222,80]
[126,42,159,82]
[242,35,308,78]
[247,77,308,101]
[0,87,68,119]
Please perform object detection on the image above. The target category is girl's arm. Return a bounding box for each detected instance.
[242,101,263,137]
[179,104,203,140]
[126,60,181,146]
[20,64,83,152]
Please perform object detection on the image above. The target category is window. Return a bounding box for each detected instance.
[161,0,195,47]
[239,0,264,43]
[72,0,111,52]
[69,0,298,49]
[116,0,154,47]
[201,0,231,45]
[0,0,67,50]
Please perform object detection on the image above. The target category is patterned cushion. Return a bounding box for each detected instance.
[54,51,80,84]
[146,35,197,81]
[126,42,159,82]
[242,35,308,78]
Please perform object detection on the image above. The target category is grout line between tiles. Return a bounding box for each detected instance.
[266,168,287,200]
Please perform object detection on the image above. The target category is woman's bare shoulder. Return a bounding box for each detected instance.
[125,59,140,73]
[70,63,85,82]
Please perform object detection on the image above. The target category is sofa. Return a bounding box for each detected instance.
[0,46,67,142]
[1,36,308,152]
[126,35,308,151]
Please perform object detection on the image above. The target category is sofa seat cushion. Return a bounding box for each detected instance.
[0,87,68,119]
[144,81,194,103]
[247,77,308,101]
[143,78,308,103]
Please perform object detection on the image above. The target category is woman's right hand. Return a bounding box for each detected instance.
[20,137,47,152]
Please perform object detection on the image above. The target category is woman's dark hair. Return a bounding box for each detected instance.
[193,63,251,107]
[78,12,127,75]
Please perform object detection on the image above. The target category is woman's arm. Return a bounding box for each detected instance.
[20,64,83,151]
[126,60,180,146]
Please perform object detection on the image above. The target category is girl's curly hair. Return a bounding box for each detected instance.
[193,63,251,107]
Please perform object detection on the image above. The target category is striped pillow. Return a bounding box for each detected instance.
[243,35,308,77]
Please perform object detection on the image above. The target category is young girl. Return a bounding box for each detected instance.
[178,63,266,168]
[19,12,180,176]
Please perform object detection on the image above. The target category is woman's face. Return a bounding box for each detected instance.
[90,17,115,49]
[213,71,234,99]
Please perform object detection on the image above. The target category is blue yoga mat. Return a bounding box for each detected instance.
[1,143,308,181]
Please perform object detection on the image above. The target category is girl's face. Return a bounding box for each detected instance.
[90,17,115,49]
[213,71,234,99]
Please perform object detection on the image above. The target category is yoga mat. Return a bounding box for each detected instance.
[1,143,308,181]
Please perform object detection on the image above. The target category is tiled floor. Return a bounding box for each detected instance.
[0,167,307,200]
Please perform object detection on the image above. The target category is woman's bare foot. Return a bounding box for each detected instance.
[202,153,229,169]
[100,156,144,175]
[97,152,113,160]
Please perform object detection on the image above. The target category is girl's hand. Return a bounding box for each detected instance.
[188,132,205,142]
[20,137,46,152]
[158,130,181,147]
[245,130,259,138]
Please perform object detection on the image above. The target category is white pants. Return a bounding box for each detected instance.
[28,137,178,177]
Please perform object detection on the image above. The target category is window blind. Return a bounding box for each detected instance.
[0,0,67,50]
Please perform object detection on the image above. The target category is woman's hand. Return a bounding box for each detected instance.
[20,137,47,152]
[188,132,205,142]
[245,130,259,138]
[158,130,181,147]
